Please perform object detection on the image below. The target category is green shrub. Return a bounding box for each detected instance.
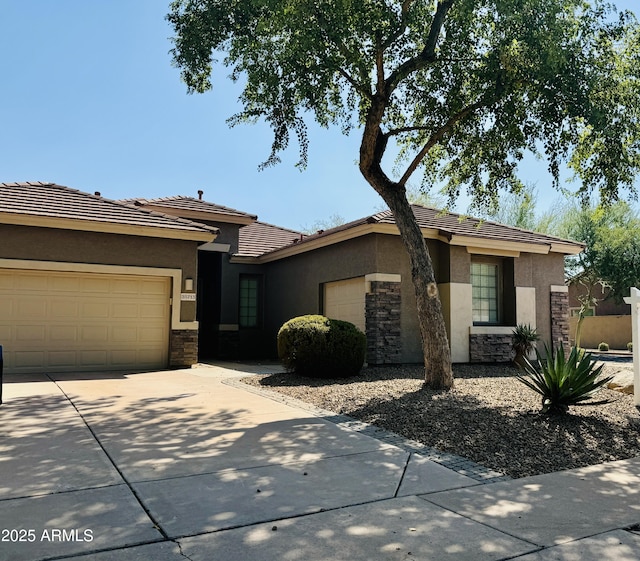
[516,345,613,415]
[628,342,633,352]
[598,342,610,351]
[277,315,366,378]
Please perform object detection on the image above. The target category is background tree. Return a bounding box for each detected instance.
[557,201,640,346]
[301,213,347,234]
[167,1,640,389]
[474,183,562,233]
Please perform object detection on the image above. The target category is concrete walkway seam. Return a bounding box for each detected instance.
[45,374,172,541]
[223,377,510,484]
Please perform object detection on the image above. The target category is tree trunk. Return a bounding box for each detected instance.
[359,102,453,389]
[379,184,454,389]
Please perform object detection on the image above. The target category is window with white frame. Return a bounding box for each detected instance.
[471,261,500,324]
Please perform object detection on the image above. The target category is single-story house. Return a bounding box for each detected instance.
[131,193,583,364]
[0,182,584,374]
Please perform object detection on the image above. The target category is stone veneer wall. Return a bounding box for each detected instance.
[169,330,198,367]
[469,333,513,363]
[550,287,570,353]
[365,280,401,365]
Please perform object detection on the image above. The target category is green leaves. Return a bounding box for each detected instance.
[516,345,613,415]
[167,0,640,207]
[562,201,640,303]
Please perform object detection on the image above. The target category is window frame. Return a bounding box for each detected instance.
[470,259,502,326]
[238,274,263,329]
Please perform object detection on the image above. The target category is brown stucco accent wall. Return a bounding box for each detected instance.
[449,245,471,284]
[264,235,378,344]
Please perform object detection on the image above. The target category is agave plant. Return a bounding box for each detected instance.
[517,345,613,415]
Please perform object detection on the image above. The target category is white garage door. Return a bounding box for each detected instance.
[324,277,366,331]
[0,269,170,374]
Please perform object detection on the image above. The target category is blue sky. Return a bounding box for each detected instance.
[1,1,637,231]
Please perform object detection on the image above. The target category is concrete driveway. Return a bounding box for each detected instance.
[0,363,639,561]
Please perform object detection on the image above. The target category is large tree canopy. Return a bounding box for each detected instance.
[168,0,640,388]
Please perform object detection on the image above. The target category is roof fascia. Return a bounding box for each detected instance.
[0,212,217,243]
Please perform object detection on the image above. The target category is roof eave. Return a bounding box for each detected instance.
[0,212,217,243]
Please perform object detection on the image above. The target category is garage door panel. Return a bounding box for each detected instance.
[21,274,48,291]
[113,279,142,294]
[324,277,366,332]
[82,302,110,319]
[17,299,47,317]
[0,325,12,340]
[140,303,168,318]
[0,269,170,373]
[112,326,138,341]
[0,299,12,317]
[111,350,137,365]
[139,327,166,342]
[49,275,81,292]
[48,351,78,367]
[49,325,78,341]
[112,303,139,318]
[142,280,169,295]
[14,351,45,368]
[138,349,164,364]
[81,326,110,343]
[51,300,80,318]
[81,277,111,293]
[16,325,46,342]
[81,351,109,366]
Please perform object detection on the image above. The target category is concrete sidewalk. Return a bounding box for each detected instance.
[0,364,638,561]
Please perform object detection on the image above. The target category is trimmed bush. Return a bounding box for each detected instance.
[598,342,609,351]
[277,315,366,378]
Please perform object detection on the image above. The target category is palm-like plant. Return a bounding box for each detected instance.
[517,345,613,414]
[512,324,539,367]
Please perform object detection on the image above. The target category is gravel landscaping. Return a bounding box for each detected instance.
[242,362,640,479]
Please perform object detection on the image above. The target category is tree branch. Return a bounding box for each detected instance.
[381,0,415,51]
[385,0,454,96]
[386,125,433,136]
[313,9,373,99]
[375,37,385,94]
[338,67,373,99]
[398,99,487,186]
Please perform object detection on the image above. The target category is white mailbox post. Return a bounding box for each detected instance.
[623,287,640,406]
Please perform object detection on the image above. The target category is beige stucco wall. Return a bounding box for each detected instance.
[516,286,537,327]
[569,315,632,350]
[0,223,200,322]
[439,283,472,362]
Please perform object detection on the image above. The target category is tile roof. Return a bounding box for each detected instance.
[237,221,304,257]
[251,204,583,258]
[0,182,219,237]
[121,195,257,221]
[376,205,582,248]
